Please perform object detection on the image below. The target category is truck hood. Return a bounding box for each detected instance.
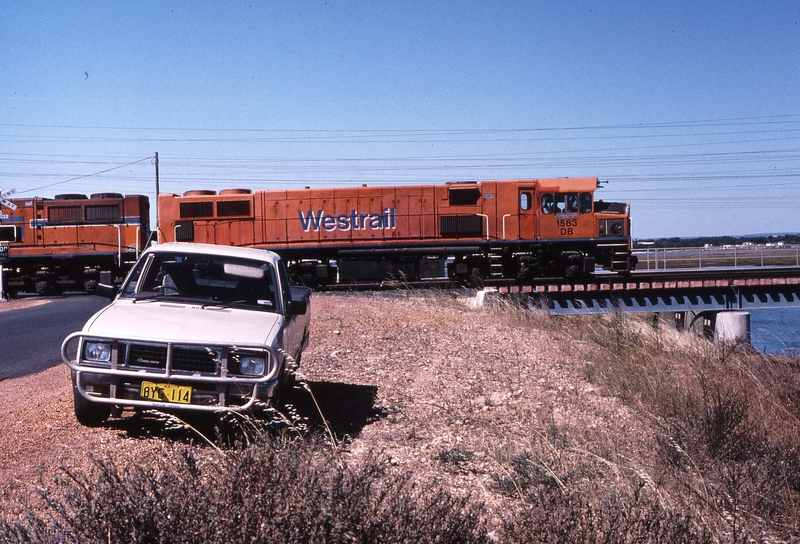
[82,299,282,346]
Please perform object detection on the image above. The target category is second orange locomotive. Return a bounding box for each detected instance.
[156,177,634,285]
[0,192,149,295]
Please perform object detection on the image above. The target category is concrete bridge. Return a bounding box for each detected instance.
[497,267,800,316]
[489,266,800,344]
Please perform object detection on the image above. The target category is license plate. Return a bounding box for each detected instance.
[140,381,192,404]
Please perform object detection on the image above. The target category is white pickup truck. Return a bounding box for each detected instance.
[62,243,311,426]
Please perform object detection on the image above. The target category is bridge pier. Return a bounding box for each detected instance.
[661,310,750,344]
[714,310,751,344]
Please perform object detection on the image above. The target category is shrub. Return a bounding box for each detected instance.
[1,435,488,544]
[583,314,800,541]
[499,484,710,543]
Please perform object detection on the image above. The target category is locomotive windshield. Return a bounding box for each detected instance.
[541,192,593,214]
[121,252,278,312]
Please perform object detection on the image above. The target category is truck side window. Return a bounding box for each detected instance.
[121,258,147,296]
[579,192,592,213]
[520,192,532,211]
[278,260,292,314]
[541,193,554,214]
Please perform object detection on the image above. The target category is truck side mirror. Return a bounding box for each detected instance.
[287,299,307,316]
[95,283,118,300]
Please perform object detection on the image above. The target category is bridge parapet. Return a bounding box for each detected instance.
[495,270,800,315]
[634,245,800,271]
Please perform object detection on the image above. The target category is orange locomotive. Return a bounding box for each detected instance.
[156,178,634,285]
[0,193,149,295]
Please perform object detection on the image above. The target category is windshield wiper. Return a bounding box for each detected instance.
[201,299,250,309]
[133,289,199,303]
[132,292,165,303]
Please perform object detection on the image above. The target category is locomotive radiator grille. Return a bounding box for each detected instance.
[86,205,121,223]
[440,215,483,238]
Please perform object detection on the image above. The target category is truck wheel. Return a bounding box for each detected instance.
[266,364,295,410]
[73,388,111,426]
[283,354,299,390]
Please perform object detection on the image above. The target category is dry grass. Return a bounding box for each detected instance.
[2,290,799,542]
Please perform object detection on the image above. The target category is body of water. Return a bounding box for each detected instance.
[748,308,800,356]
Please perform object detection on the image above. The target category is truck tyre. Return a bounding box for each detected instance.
[73,388,111,426]
[283,353,299,390]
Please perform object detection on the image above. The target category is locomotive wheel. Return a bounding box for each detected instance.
[73,387,111,427]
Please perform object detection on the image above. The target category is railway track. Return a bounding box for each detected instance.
[317,266,800,293]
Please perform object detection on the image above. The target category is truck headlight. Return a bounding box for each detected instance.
[237,356,265,376]
[85,341,112,362]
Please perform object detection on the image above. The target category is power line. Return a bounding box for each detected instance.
[2,113,800,133]
[16,157,152,195]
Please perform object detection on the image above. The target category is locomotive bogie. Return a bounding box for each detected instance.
[157,178,634,285]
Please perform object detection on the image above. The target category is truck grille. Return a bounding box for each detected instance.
[125,343,219,374]
[174,347,220,373]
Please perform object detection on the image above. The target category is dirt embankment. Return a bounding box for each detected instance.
[0,291,645,523]
[5,290,800,541]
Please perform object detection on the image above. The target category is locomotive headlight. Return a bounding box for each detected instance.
[85,341,112,362]
[238,356,266,376]
[609,220,624,236]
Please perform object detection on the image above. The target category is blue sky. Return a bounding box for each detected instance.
[1,1,798,238]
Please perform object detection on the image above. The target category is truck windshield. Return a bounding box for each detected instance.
[121,252,278,311]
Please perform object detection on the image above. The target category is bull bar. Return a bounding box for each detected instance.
[62,332,281,412]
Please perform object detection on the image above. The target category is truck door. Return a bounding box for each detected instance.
[518,188,537,240]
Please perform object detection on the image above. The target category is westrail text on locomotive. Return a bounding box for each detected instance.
[298,208,397,232]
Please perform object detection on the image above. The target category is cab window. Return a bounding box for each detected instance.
[541,194,554,214]
[553,194,570,214]
[565,193,578,213]
[520,192,532,211]
[579,193,593,213]
[543,192,592,215]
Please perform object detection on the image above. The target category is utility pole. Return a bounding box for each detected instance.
[154,152,160,243]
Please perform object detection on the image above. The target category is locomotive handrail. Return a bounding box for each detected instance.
[110,224,141,264]
[502,214,512,240]
[30,223,131,264]
[114,225,122,267]
[477,214,490,241]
